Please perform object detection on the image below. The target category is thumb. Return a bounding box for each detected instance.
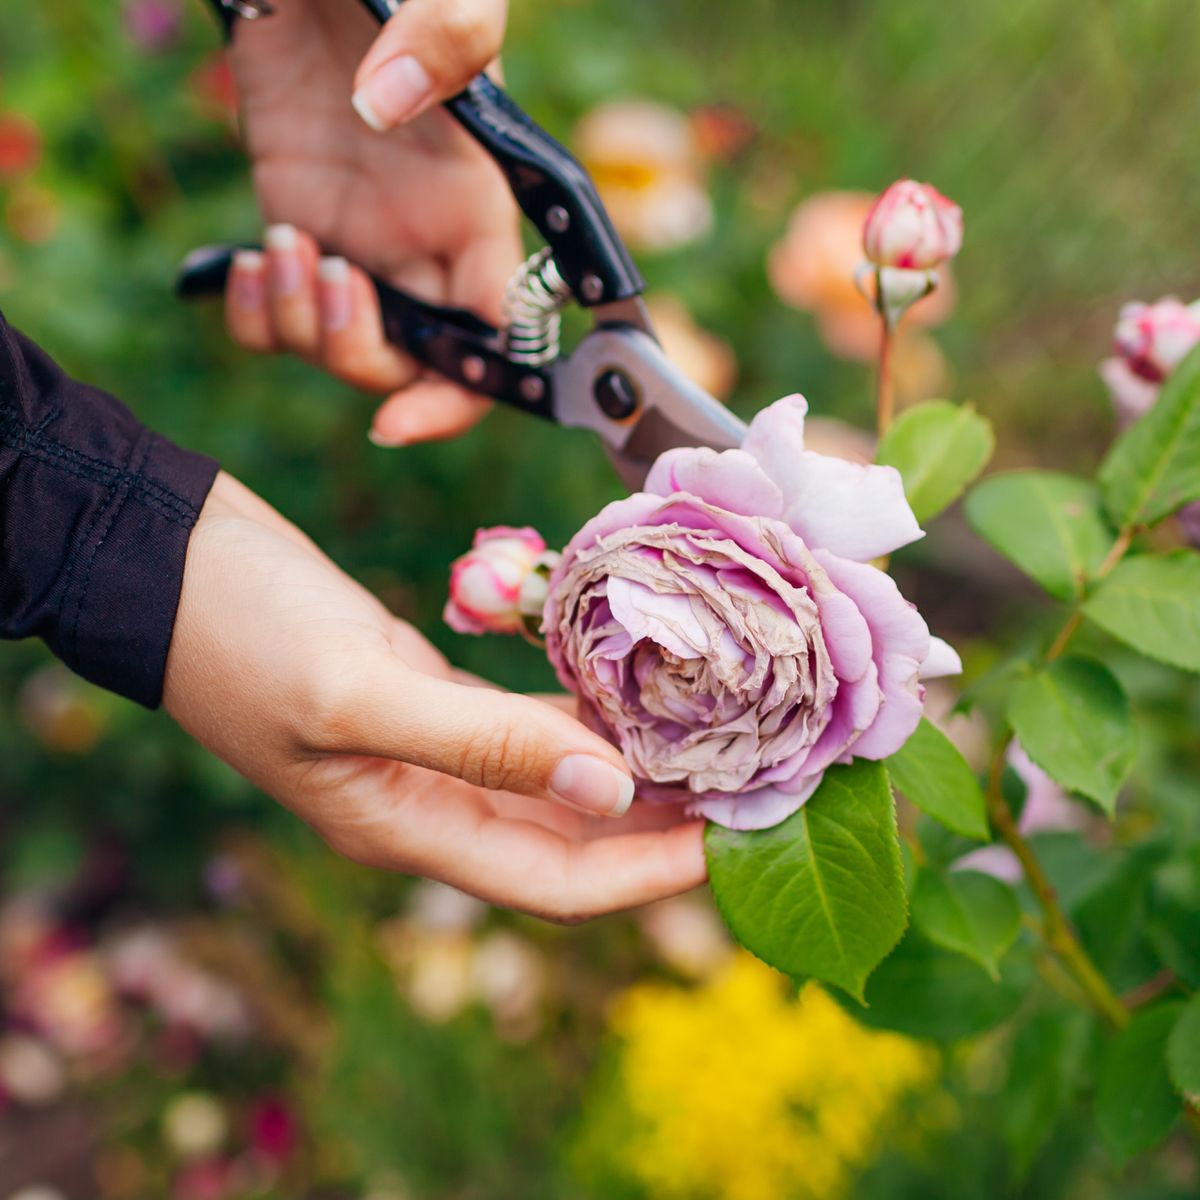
[351,0,508,133]
[330,665,635,818]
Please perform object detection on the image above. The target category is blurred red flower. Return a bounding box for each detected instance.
[0,113,40,178]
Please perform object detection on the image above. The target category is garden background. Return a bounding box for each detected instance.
[1,0,1199,1196]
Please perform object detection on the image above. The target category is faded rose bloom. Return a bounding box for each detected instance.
[543,395,958,830]
[575,100,713,252]
[768,191,954,362]
[862,179,963,270]
[445,527,546,635]
[1099,297,1200,540]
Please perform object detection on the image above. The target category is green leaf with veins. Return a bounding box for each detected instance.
[705,761,906,1002]
[876,400,994,524]
[964,470,1113,601]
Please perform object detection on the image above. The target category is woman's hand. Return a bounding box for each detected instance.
[163,473,706,921]
[225,0,519,446]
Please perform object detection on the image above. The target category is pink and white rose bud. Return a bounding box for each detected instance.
[862,179,963,271]
[444,527,547,636]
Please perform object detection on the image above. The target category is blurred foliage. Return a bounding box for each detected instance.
[3,0,1200,1196]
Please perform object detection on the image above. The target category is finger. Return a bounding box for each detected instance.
[351,0,508,132]
[316,257,419,393]
[318,666,635,819]
[224,249,275,353]
[368,378,492,446]
[424,810,708,922]
[264,224,321,357]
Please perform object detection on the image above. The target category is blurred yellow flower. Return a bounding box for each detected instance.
[576,100,713,252]
[581,954,938,1200]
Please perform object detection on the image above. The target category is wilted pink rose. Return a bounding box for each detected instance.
[445,527,547,636]
[863,179,962,271]
[543,396,959,830]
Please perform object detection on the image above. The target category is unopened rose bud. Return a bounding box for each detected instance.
[1113,297,1200,383]
[518,550,562,625]
[444,527,548,636]
[863,179,962,271]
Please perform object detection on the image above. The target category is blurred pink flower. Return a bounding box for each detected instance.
[862,179,962,270]
[768,191,954,361]
[576,100,713,252]
[544,395,959,830]
[445,526,548,636]
[955,742,1086,884]
[1099,296,1200,541]
[249,1094,299,1165]
[124,0,182,51]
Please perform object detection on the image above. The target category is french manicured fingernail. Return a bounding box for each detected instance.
[318,256,351,331]
[549,756,634,818]
[351,56,433,131]
[367,427,407,448]
[265,224,302,296]
[231,250,265,309]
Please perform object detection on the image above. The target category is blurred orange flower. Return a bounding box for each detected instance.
[576,100,713,252]
[646,295,737,401]
[0,113,40,178]
[688,103,757,164]
[768,191,954,361]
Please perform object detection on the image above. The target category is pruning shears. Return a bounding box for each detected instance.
[179,0,747,489]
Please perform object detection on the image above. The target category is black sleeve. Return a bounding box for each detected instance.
[0,311,218,708]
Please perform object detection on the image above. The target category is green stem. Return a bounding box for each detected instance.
[876,316,896,439]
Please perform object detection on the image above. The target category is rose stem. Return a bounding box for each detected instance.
[875,315,896,439]
[981,518,1200,1142]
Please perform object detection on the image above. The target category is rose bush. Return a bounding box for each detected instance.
[542,394,959,830]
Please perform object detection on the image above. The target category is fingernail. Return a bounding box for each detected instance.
[367,427,406,448]
[318,256,351,331]
[231,250,265,309]
[265,224,301,296]
[549,756,634,818]
[351,55,433,131]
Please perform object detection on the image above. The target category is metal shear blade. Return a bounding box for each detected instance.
[552,322,748,490]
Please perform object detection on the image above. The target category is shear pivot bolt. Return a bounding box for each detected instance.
[462,355,487,385]
[546,205,570,233]
[580,273,604,303]
[594,369,638,420]
[519,375,546,403]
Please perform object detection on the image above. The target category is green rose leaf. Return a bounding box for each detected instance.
[846,928,1032,1042]
[886,718,989,840]
[876,400,995,524]
[1099,341,1200,527]
[963,471,1113,602]
[705,760,906,1003]
[1003,1010,1092,1180]
[910,868,1021,979]
[1007,657,1136,816]
[1166,992,1200,1104]
[1083,551,1200,673]
[1095,1003,1184,1164]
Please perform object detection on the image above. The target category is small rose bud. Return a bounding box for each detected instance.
[1112,297,1200,383]
[518,550,562,625]
[445,527,548,636]
[863,179,962,270]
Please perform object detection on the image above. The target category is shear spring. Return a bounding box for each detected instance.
[502,248,572,365]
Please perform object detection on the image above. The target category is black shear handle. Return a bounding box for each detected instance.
[177,244,556,419]
[349,0,641,306]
